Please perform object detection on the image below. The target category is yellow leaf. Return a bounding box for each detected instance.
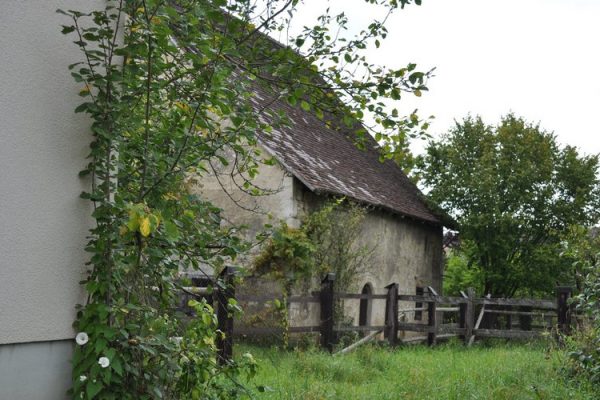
[414,89,422,97]
[151,16,161,25]
[79,86,90,95]
[140,217,151,237]
[119,225,128,236]
[175,102,190,113]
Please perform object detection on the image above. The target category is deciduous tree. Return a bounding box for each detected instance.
[418,114,600,297]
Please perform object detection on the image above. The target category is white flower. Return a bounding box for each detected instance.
[98,357,110,368]
[75,332,89,346]
[79,375,87,382]
[170,336,183,345]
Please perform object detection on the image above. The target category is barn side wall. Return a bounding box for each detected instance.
[198,164,443,335]
[292,180,444,330]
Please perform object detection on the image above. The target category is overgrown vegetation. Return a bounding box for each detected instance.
[239,342,599,399]
[442,250,484,296]
[419,114,600,297]
[60,0,428,397]
[564,238,600,383]
[253,199,373,344]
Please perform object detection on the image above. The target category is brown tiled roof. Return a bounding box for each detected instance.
[249,88,443,226]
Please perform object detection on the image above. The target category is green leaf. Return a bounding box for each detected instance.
[300,100,310,112]
[61,25,75,34]
[74,103,88,113]
[164,221,180,242]
[86,380,103,399]
[111,357,123,376]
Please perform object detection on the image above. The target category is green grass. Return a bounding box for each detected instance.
[237,341,597,400]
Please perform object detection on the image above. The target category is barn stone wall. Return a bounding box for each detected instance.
[292,180,443,331]
[196,158,443,336]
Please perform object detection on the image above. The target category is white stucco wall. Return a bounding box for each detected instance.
[0,1,101,345]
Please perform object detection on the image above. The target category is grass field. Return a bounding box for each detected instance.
[237,341,597,400]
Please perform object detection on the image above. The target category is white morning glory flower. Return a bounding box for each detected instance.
[79,375,87,382]
[75,332,89,346]
[98,357,110,368]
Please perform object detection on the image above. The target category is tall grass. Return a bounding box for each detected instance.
[238,341,597,399]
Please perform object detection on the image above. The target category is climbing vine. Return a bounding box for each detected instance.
[59,0,427,397]
[254,199,374,344]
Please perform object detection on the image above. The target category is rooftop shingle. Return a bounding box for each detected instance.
[249,85,442,226]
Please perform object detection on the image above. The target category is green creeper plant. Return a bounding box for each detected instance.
[253,199,373,344]
[59,0,428,397]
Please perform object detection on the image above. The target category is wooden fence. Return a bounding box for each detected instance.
[194,269,573,363]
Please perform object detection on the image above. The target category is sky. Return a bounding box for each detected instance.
[286,0,600,156]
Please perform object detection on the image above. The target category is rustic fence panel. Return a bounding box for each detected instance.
[186,271,574,362]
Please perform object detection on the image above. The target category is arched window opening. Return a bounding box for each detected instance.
[359,283,373,327]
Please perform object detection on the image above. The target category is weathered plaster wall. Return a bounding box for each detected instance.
[198,158,443,333]
[191,145,300,247]
[293,180,444,329]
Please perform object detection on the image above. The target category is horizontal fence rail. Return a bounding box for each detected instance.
[188,270,574,361]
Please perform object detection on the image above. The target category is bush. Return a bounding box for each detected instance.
[568,262,600,382]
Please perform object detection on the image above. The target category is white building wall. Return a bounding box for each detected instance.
[0,1,103,398]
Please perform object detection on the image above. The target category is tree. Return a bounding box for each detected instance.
[58,0,428,397]
[418,114,600,297]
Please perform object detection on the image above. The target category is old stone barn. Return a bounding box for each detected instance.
[195,86,448,331]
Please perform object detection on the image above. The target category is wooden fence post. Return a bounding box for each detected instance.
[461,288,474,345]
[505,305,513,330]
[384,283,399,347]
[216,266,236,365]
[427,288,438,346]
[320,273,336,352]
[556,286,573,335]
[519,306,532,331]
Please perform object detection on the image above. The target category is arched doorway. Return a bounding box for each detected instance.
[359,283,373,327]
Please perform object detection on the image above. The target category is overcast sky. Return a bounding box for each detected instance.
[290,0,600,155]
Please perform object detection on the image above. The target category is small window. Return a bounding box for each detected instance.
[414,287,424,321]
[359,283,373,327]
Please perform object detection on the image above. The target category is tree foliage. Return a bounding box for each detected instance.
[59,0,426,397]
[419,114,600,297]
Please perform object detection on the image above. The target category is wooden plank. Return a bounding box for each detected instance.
[385,283,399,346]
[401,333,458,344]
[234,326,321,335]
[484,309,556,317]
[334,325,387,332]
[438,325,466,335]
[556,287,573,335]
[335,330,382,355]
[397,322,434,333]
[320,273,336,352]
[475,298,555,309]
[397,294,467,305]
[463,288,475,344]
[468,301,486,346]
[334,293,388,300]
[437,307,460,312]
[474,329,542,339]
[427,300,437,346]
